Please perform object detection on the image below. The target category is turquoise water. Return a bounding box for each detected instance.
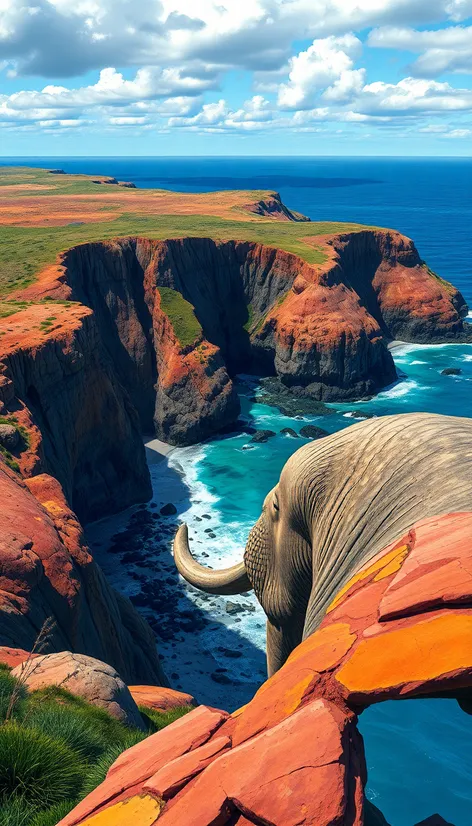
[6,157,472,825]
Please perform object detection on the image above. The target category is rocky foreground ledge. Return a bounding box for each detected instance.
[0,461,165,686]
[59,511,472,826]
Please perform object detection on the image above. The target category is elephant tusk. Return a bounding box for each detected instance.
[173,523,252,595]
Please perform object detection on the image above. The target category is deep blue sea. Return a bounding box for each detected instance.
[4,157,472,826]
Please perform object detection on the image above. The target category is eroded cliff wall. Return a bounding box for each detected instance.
[0,462,165,685]
[0,302,151,522]
[62,232,469,418]
[6,229,470,464]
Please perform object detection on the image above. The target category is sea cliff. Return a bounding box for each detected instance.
[10,230,470,454]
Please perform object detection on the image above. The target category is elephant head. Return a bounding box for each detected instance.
[173,447,315,676]
[174,413,472,678]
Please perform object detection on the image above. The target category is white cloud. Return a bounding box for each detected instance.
[443,126,472,136]
[4,66,213,113]
[278,35,365,109]
[168,95,277,131]
[368,24,472,76]
[1,0,472,81]
[168,98,229,128]
[1,1,472,141]
[360,77,472,114]
[108,115,148,124]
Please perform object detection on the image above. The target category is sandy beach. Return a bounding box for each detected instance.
[144,437,175,465]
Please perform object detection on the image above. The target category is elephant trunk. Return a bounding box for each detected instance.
[173,524,252,595]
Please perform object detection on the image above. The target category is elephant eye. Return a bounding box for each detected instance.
[273,495,279,512]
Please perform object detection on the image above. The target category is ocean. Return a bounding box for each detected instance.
[5,156,472,826]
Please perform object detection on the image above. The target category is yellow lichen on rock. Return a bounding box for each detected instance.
[326,544,410,612]
[80,794,163,826]
[335,612,472,693]
[373,545,409,581]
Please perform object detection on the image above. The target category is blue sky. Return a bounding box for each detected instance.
[1,1,472,156]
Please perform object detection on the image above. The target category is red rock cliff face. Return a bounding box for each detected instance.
[252,230,469,399]
[15,230,470,445]
[151,291,239,445]
[329,230,468,342]
[0,462,165,685]
[0,302,151,522]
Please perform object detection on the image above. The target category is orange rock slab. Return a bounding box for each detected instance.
[59,705,228,826]
[379,512,472,620]
[158,700,363,826]
[129,685,197,712]
[0,647,34,669]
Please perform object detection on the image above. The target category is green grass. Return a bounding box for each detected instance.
[0,302,32,320]
[0,161,376,298]
[30,800,80,826]
[0,416,30,474]
[0,216,372,297]
[0,723,84,807]
[39,316,56,331]
[158,287,202,347]
[0,448,20,473]
[138,705,193,731]
[243,304,254,332]
[0,666,193,825]
[0,416,30,447]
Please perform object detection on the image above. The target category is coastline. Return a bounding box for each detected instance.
[387,339,408,352]
[144,436,175,465]
[86,435,265,711]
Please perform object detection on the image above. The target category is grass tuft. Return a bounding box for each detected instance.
[0,661,190,825]
[138,705,192,732]
[0,795,36,826]
[0,723,84,807]
[80,732,147,799]
[31,799,80,826]
[26,705,108,763]
[158,287,202,348]
[0,669,26,723]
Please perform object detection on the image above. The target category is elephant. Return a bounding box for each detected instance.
[174,412,472,676]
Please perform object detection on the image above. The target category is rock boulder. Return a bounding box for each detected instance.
[13,651,145,729]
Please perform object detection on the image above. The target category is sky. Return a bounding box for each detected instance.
[1,0,472,156]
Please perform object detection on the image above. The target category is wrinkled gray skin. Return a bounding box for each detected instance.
[174,413,472,676]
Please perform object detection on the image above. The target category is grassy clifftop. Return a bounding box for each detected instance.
[0,166,373,298]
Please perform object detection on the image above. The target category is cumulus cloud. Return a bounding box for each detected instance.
[0,66,213,121]
[168,95,277,131]
[368,25,472,76]
[278,35,365,109]
[1,0,472,80]
[1,0,472,139]
[360,77,472,114]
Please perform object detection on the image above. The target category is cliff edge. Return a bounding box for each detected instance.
[10,229,469,449]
